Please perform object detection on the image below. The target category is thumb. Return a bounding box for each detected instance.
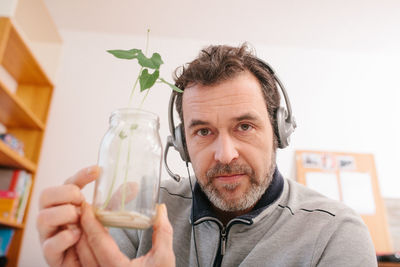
[80,202,129,266]
[148,204,175,264]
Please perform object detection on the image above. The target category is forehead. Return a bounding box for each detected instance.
[182,71,268,124]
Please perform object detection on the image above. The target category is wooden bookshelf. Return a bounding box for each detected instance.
[0,218,24,229]
[0,79,45,130]
[0,17,53,266]
[378,263,400,267]
[0,141,36,172]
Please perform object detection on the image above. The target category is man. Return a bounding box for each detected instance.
[38,44,377,266]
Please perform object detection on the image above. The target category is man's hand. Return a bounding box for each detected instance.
[81,202,176,267]
[37,166,100,267]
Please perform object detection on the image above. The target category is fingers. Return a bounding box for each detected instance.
[141,204,175,267]
[39,184,84,209]
[106,182,139,210]
[38,165,99,267]
[62,247,82,267]
[65,165,100,189]
[39,165,99,210]
[151,204,174,254]
[75,233,100,267]
[42,226,81,267]
[37,204,81,243]
[81,202,129,267]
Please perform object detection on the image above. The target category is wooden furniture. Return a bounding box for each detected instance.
[385,198,400,252]
[378,263,400,267]
[0,17,53,266]
[295,150,393,254]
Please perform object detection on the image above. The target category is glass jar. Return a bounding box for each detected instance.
[93,108,162,229]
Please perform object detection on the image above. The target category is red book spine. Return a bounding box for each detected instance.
[8,170,20,192]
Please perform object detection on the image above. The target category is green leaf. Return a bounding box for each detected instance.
[139,69,160,92]
[107,49,141,59]
[137,52,164,69]
[159,77,183,93]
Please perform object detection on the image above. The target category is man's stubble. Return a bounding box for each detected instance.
[198,151,276,212]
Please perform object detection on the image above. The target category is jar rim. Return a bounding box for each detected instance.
[110,108,159,121]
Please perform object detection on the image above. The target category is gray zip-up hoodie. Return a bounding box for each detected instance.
[110,169,377,266]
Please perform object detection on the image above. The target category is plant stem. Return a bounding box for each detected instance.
[121,30,151,209]
[102,138,123,209]
[128,29,150,107]
[139,86,151,109]
[128,67,143,107]
[145,29,150,56]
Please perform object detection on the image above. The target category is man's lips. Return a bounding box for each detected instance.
[214,173,246,182]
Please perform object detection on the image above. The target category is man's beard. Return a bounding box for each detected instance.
[198,152,276,212]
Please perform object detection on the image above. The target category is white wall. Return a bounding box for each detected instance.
[19,28,400,266]
[0,0,17,16]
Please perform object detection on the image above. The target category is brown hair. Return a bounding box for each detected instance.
[174,43,281,143]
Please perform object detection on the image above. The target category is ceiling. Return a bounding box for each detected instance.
[44,0,400,51]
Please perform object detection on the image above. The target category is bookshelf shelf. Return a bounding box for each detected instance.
[0,16,55,266]
[0,20,52,86]
[0,218,23,229]
[0,79,45,130]
[0,141,36,173]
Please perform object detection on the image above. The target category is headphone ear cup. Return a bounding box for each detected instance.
[174,123,190,162]
[276,107,295,149]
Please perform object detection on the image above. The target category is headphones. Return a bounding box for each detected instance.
[164,58,297,182]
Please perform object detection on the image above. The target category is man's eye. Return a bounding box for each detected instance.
[238,123,253,131]
[196,128,211,136]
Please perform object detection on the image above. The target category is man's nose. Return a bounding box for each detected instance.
[213,133,239,164]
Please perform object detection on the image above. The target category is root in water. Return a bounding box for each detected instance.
[95,209,152,229]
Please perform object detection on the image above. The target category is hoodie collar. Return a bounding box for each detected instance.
[191,167,284,223]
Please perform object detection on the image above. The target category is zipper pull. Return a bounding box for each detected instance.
[221,227,227,256]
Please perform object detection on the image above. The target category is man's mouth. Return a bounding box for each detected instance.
[214,173,245,182]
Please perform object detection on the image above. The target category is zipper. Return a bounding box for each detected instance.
[219,219,249,256]
[193,216,252,267]
[193,216,228,256]
[220,226,227,256]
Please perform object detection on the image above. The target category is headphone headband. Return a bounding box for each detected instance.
[255,59,295,125]
[168,91,177,139]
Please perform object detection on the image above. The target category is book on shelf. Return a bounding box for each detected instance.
[0,123,5,135]
[0,169,19,220]
[0,169,20,192]
[15,172,32,223]
[0,133,24,156]
[0,191,17,220]
[0,168,32,223]
[0,227,14,256]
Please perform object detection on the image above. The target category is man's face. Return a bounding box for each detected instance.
[182,71,276,212]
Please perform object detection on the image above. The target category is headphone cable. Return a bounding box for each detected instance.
[186,161,200,267]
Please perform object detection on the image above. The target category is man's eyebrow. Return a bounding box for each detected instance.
[188,114,261,128]
[188,119,210,128]
[234,113,260,122]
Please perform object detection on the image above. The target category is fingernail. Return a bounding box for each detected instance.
[161,203,167,212]
[87,166,98,178]
[82,202,94,218]
[160,203,167,215]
